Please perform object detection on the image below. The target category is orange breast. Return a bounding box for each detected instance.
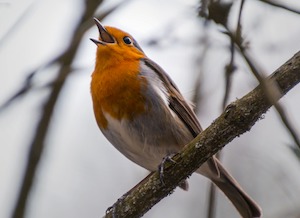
[91,59,147,129]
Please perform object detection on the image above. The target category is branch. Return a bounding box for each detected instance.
[217,1,300,148]
[258,0,300,15]
[237,47,300,148]
[104,51,300,218]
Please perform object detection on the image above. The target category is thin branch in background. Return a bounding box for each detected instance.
[258,0,300,15]
[207,1,233,27]
[0,72,34,111]
[193,12,217,217]
[0,55,61,112]
[192,72,203,114]
[222,40,236,110]
[0,1,123,112]
[205,0,300,214]
[192,34,210,115]
[205,33,218,218]
[222,0,244,109]
[195,5,221,216]
[212,0,300,148]
[237,48,300,148]
[10,1,99,215]
[225,17,300,149]
[206,183,217,218]
[199,0,210,18]
[236,0,245,41]
[203,1,236,217]
[9,1,126,218]
[289,144,300,161]
[0,0,37,49]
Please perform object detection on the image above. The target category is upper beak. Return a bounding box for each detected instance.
[90,18,115,45]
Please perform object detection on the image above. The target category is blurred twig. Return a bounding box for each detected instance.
[192,17,217,218]
[0,0,37,49]
[236,46,300,148]
[222,0,245,109]
[0,1,122,112]
[10,0,100,216]
[0,56,60,111]
[258,0,300,15]
[201,1,238,217]
[207,182,217,218]
[199,0,210,18]
[222,39,236,110]
[225,25,300,148]
[222,0,244,110]
[199,1,300,217]
[289,144,300,161]
[192,33,210,115]
[10,1,125,218]
[206,0,300,148]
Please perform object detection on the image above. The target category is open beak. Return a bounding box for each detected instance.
[90,18,115,45]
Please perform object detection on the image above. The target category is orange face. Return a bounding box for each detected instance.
[90,20,145,71]
[90,19,148,129]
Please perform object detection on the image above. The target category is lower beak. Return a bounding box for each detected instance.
[90,18,115,45]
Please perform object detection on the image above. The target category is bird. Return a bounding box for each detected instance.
[90,17,262,218]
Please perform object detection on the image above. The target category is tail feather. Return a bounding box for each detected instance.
[197,158,262,218]
[212,172,261,218]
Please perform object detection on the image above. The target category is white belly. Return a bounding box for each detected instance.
[101,111,192,171]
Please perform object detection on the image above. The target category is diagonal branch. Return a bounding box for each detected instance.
[237,47,300,148]
[218,6,300,148]
[104,51,300,218]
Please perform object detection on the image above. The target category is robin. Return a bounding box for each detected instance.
[90,18,261,218]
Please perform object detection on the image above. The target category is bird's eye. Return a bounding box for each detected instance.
[123,36,132,45]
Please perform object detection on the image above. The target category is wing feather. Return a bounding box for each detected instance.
[142,58,202,137]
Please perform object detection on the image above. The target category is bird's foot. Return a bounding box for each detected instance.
[158,153,177,186]
[106,195,126,218]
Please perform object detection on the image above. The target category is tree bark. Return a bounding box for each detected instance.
[105,51,300,218]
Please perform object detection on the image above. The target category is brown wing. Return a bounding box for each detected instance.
[143,58,219,174]
[142,58,202,137]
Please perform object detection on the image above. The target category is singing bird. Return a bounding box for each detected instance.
[90,18,261,218]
